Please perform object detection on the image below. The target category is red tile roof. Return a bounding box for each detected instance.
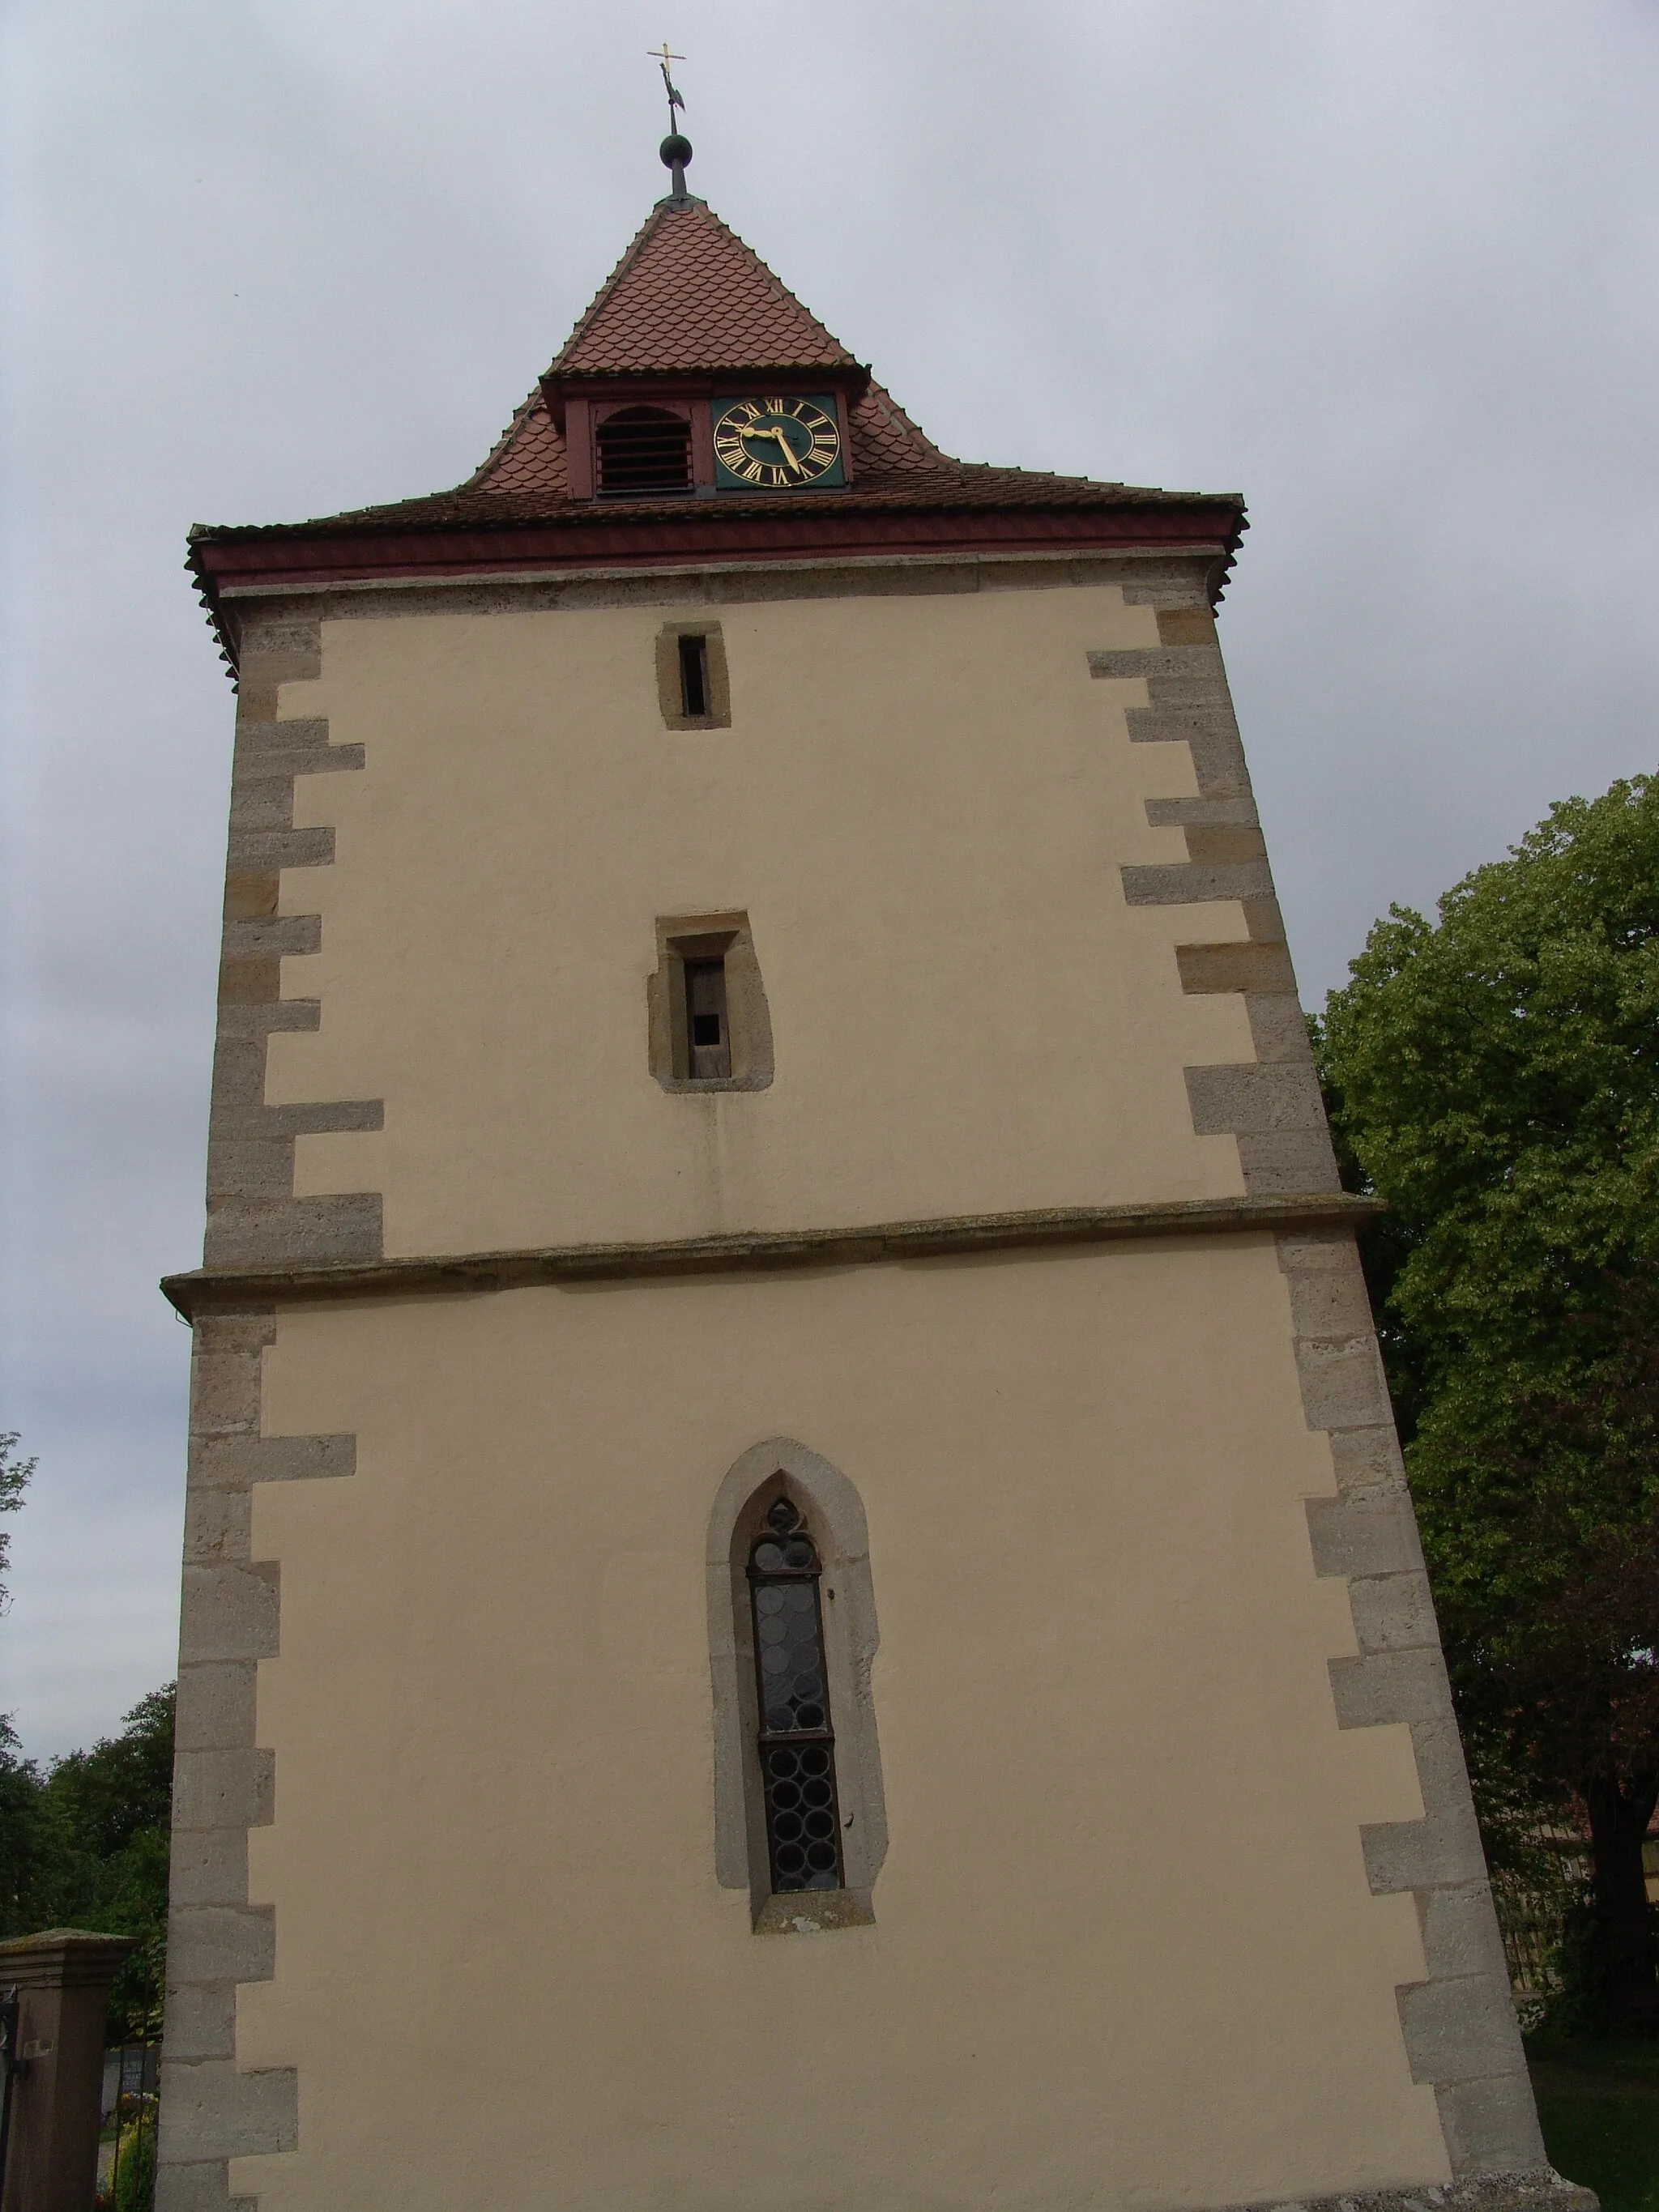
[188,190,1246,589]
[551,199,858,377]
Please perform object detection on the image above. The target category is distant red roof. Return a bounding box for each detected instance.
[551,199,858,378]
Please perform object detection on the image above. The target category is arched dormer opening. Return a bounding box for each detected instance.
[595,404,692,496]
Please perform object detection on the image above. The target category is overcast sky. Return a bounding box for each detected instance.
[2,0,1656,1761]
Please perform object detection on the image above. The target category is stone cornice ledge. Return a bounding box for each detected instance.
[162,1191,1380,1319]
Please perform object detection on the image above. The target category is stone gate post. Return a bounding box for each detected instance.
[0,1930,134,2212]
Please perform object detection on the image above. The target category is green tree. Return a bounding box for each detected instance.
[0,1715,45,1930]
[0,1443,173,2037]
[0,1431,35,1613]
[0,1687,175,2038]
[0,1433,42,1935]
[112,2110,156,2212]
[1316,774,1659,2031]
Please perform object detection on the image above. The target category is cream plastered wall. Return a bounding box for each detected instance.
[234,1235,1448,2212]
[266,581,1254,1253]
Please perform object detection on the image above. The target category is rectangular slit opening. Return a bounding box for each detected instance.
[683,956,731,1080]
[678,635,710,719]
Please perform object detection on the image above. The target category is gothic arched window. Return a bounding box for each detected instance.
[749,1497,843,1893]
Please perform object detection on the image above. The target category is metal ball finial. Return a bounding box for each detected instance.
[659,132,693,203]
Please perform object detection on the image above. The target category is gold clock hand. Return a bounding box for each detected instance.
[743,424,804,475]
[767,426,808,474]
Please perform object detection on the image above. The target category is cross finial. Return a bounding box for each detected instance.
[650,44,687,132]
[650,44,695,204]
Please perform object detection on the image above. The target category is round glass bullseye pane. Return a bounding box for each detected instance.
[750,1495,840,1895]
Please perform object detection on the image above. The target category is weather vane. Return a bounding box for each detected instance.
[650,43,694,202]
[650,44,687,133]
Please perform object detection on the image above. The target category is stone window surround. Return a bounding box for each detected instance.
[646,911,775,1093]
[655,618,731,729]
[706,1438,888,1934]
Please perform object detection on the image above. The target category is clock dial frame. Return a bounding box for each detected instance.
[712,395,845,490]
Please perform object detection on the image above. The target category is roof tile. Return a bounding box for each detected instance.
[551,199,856,377]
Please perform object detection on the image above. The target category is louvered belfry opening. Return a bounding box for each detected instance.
[595,405,692,495]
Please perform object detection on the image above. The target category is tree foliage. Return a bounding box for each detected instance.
[0,1431,35,1614]
[0,1686,175,2038]
[1315,774,1659,2029]
[0,1429,173,2036]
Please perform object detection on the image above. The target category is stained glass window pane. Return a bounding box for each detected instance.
[749,1497,844,1893]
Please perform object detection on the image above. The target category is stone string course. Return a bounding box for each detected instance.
[1104,591,1552,2189]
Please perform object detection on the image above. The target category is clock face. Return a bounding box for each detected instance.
[713,395,844,490]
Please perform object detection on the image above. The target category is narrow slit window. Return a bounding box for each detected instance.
[677,634,710,718]
[655,624,730,731]
[749,1497,844,1894]
[684,957,731,1080]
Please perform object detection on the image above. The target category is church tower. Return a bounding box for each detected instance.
[159,132,1569,2212]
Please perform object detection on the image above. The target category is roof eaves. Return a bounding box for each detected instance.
[184,528,241,688]
[185,487,1247,685]
[189,477,1245,543]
